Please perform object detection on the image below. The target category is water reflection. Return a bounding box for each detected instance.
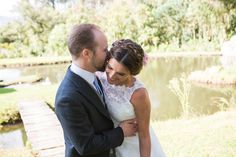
[19,64,69,84]
[0,123,27,149]
[138,57,233,120]
[0,69,21,81]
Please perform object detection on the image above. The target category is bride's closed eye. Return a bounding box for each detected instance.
[117,72,126,77]
[107,64,112,70]
[107,64,127,77]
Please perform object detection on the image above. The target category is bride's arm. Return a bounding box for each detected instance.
[131,88,151,157]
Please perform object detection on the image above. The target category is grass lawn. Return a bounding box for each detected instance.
[0,84,58,125]
[152,110,236,157]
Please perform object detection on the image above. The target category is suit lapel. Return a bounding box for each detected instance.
[65,68,110,119]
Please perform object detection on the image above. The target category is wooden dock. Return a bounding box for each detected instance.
[18,101,65,157]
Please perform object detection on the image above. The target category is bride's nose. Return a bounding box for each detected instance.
[109,71,116,80]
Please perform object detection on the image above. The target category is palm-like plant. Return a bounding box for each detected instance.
[168,73,192,118]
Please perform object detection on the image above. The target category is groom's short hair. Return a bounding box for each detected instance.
[68,24,101,57]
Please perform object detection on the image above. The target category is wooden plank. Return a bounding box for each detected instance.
[22,116,60,125]
[37,146,65,157]
[18,101,65,157]
[24,124,62,132]
[28,136,64,143]
[32,140,64,151]
[27,131,63,140]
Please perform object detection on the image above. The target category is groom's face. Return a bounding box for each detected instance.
[91,30,108,71]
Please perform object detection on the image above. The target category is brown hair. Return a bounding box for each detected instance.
[109,39,144,75]
[67,24,100,57]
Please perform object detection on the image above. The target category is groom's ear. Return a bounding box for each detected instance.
[82,48,93,58]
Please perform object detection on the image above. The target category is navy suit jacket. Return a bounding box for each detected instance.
[55,67,124,157]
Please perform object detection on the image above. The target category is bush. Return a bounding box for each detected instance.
[0,105,20,124]
[46,24,69,56]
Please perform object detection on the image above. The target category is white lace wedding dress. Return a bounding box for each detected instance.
[98,72,166,157]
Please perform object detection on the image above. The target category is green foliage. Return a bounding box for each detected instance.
[219,0,236,10]
[18,0,64,56]
[98,1,140,44]
[0,0,64,58]
[64,2,96,25]
[137,2,168,51]
[46,24,69,55]
[0,0,236,57]
[0,104,20,124]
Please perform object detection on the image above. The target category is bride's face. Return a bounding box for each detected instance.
[106,58,131,86]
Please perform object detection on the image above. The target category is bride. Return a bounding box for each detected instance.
[97,39,166,157]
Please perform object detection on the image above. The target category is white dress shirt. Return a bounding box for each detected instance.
[70,63,96,89]
[70,63,106,106]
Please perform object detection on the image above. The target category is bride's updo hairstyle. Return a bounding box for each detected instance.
[109,39,144,75]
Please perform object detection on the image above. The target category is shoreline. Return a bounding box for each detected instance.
[0,52,221,68]
[0,56,71,68]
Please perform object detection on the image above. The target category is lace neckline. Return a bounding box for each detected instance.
[103,72,138,89]
[96,71,144,103]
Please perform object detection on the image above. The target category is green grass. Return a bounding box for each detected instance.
[152,110,236,157]
[0,84,58,125]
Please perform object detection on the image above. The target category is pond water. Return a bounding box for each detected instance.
[2,56,236,120]
[0,123,27,149]
[11,56,235,119]
[139,57,235,119]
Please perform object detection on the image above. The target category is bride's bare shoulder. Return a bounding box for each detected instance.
[131,88,150,105]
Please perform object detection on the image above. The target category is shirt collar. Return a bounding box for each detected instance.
[70,63,95,86]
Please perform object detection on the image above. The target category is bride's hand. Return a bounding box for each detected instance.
[119,119,138,137]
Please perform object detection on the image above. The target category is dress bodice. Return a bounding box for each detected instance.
[96,72,166,157]
[97,72,144,125]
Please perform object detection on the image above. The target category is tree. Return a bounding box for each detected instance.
[35,0,75,9]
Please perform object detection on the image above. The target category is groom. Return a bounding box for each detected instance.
[55,24,137,157]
